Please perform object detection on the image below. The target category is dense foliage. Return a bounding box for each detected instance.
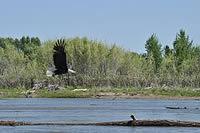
[1,30,200,89]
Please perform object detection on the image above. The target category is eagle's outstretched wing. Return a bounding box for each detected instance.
[53,39,68,75]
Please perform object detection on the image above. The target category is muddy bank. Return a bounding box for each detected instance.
[92,92,200,100]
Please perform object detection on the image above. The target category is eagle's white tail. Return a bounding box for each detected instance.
[68,68,76,74]
[46,68,76,77]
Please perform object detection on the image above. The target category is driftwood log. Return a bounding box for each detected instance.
[166,106,187,109]
[1,120,200,127]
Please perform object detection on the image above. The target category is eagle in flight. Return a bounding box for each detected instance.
[46,39,75,77]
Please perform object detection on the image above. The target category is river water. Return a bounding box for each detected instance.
[0,98,200,133]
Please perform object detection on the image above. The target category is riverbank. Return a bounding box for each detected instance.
[0,87,200,100]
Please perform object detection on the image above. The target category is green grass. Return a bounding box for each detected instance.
[98,87,200,97]
[0,88,27,98]
[0,87,200,99]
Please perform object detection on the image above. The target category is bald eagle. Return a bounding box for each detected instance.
[46,39,75,77]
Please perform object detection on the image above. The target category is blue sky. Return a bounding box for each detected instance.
[0,0,200,53]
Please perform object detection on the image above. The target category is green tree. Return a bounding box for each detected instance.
[14,38,20,50]
[31,37,41,46]
[26,36,31,44]
[20,36,26,51]
[145,34,162,72]
[173,29,193,68]
[0,38,7,49]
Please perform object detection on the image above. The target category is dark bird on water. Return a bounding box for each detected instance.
[46,39,75,77]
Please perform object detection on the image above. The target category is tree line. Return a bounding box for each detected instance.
[0,29,200,89]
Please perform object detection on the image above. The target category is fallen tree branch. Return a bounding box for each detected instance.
[1,120,200,127]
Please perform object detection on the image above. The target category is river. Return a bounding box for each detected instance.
[0,98,200,133]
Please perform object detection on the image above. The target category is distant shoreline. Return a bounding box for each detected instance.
[90,93,200,100]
